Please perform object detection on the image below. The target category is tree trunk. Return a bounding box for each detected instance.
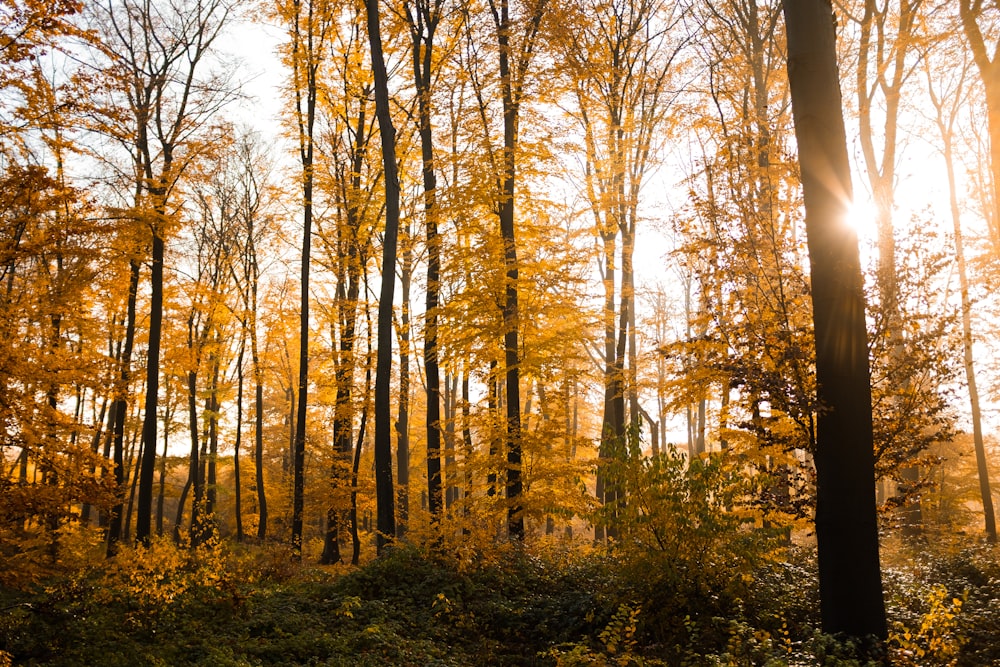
[366,0,398,552]
[783,0,886,641]
[930,69,998,540]
[234,334,246,543]
[135,227,163,545]
[156,398,170,537]
[396,220,411,539]
[106,258,139,556]
[410,0,445,526]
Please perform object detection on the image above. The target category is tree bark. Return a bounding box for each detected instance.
[106,258,139,556]
[366,0,398,552]
[783,0,886,641]
[408,0,445,525]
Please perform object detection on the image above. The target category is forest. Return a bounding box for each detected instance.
[2,0,1000,663]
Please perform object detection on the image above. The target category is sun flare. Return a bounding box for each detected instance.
[845,195,878,236]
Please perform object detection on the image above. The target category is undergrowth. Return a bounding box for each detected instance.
[0,532,997,666]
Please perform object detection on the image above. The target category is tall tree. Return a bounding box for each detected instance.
[845,0,927,533]
[403,0,447,526]
[228,131,277,543]
[276,0,334,558]
[783,0,887,642]
[366,0,399,551]
[924,43,997,542]
[463,0,549,540]
[312,8,379,562]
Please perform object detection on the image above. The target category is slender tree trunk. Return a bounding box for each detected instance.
[289,0,321,561]
[410,0,445,525]
[367,0,398,551]
[251,289,267,541]
[186,322,204,544]
[461,368,474,523]
[136,225,164,545]
[107,258,139,556]
[206,346,221,521]
[156,400,170,537]
[855,0,922,535]
[234,334,246,542]
[350,346,372,565]
[934,85,998,540]
[396,221,411,538]
[783,0,886,641]
[82,395,108,526]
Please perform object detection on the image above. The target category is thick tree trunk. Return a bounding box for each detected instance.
[783,0,886,641]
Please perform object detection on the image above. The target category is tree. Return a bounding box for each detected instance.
[0,161,115,565]
[276,0,334,558]
[403,0,447,531]
[666,0,816,531]
[782,0,886,641]
[310,7,380,562]
[227,130,279,543]
[924,41,997,542]
[462,0,549,540]
[844,0,929,534]
[367,0,399,552]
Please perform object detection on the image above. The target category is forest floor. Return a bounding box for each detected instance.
[1,534,999,666]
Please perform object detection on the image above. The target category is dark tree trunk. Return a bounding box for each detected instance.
[396,222,411,539]
[492,0,546,541]
[136,228,163,545]
[366,0,398,552]
[156,401,170,537]
[255,364,267,541]
[186,316,204,544]
[783,0,886,641]
[234,335,246,543]
[206,347,221,521]
[290,0,321,561]
[106,258,139,556]
[350,357,371,566]
[409,0,445,525]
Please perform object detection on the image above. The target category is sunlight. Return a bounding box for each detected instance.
[845,194,878,237]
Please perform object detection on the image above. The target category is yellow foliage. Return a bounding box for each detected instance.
[889,584,967,667]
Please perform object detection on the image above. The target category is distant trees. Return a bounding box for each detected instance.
[558,0,682,541]
[95,0,236,546]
